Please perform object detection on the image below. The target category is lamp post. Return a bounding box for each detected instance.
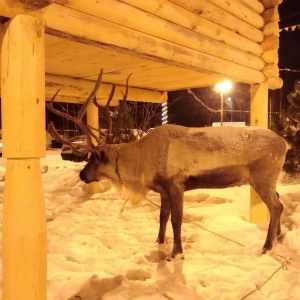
[215,80,232,126]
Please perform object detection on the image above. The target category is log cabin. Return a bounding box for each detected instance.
[0,0,283,298]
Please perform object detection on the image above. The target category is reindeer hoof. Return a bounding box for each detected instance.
[261,248,268,255]
[165,252,184,261]
[261,243,274,255]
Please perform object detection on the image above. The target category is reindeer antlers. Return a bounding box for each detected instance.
[46,70,131,156]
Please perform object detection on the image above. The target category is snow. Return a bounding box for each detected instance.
[0,150,300,300]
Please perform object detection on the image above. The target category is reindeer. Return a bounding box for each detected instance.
[47,71,288,259]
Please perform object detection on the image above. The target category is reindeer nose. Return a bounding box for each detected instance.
[79,170,87,182]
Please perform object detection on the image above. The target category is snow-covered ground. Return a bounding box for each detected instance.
[0,150,300,300]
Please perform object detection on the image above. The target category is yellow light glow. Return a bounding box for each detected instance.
[215,80,232,94]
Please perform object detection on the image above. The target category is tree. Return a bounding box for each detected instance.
[272,80,300,175]
[100,101,162,143]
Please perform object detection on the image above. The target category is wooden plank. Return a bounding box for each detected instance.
[263,21,280,37]
[263,64,279,78]
[45,35,156,79]
[45,74,167,103]
[86,104,103,194]
[239,0,264,14]
[103,66,224,90]
[119,0,263,56]
[0,0,266,86]
[250,81,269,222]
[262,49,279,64]
[169,0,264,43]
[261,0,283,9]
[207,0,264,28]
[262,7,280,23]
[56,0,264,71]
[268,77,283,90]
[261,35,279,51]
[41,5,265,84]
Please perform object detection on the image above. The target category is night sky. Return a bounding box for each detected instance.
[278,0,300,111]
[169,0,300,127]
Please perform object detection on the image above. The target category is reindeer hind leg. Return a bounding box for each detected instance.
[250,179,283,253]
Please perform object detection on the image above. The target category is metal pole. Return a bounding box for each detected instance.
[220,92,224,126]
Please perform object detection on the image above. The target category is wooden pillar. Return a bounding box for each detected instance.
[250,81,269,223]
[83,103,102,194]
[1,15,47,300]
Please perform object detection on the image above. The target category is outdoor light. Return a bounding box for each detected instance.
[215,80,233,126]
[215,80,232,94]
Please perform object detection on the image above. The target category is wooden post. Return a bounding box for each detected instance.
[1,15,46,300]
[83,103,102,194]
[250,81,269,223]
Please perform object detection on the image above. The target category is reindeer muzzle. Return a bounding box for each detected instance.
[79,170,90,183]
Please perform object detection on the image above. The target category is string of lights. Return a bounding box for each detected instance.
[280,68,300,73]
[280,23,300,32]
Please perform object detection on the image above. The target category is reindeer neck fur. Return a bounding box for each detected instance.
[100,143,149,205]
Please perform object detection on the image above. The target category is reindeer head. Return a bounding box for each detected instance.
[79,150,109,183]
[47,70,130,183]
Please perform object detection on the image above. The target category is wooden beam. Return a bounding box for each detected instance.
[1,14,47,300]
[46,95,120,106]
[41,4,265,84]
[262,49,279,64]
[119,0,263,56]
[85,104,103,194]
[250,81,269,223]
[50,0,264,71]
[263,21,280,37]
[250,82,268,128]
[263,63,279,78]
[268,77,283,90]
[261,0,283,9]
[262,7,280,23]
[169,0,264,43]
[0,0,266,84]
[45,74,167,103]
[261,35,279,51]
[239,0,265,14]
[206,0,264,28]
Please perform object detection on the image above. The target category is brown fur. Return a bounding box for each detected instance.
[80,124,288,259]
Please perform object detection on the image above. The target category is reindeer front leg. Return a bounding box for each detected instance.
[168,181,185,260]
[156,192,171,244]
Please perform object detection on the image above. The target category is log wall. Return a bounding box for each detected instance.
[0,0,283,93]
[261,0,283,89]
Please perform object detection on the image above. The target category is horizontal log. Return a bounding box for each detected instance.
[206,0,264,28]
[268,77,283,90]
[262,8,279,23]
[262,49,279,64]
[261,0,283,9]
[0,0,266,85]
[169,0,264,43]
[238,0,264,14]
[119,0,263,56]
[263,64,279,78]
[56,0,264,70]
[45,74,168,103]
[263,21,280,37]
[40,4,266,83]
[46,95,120,106]
[261,35,279,51]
